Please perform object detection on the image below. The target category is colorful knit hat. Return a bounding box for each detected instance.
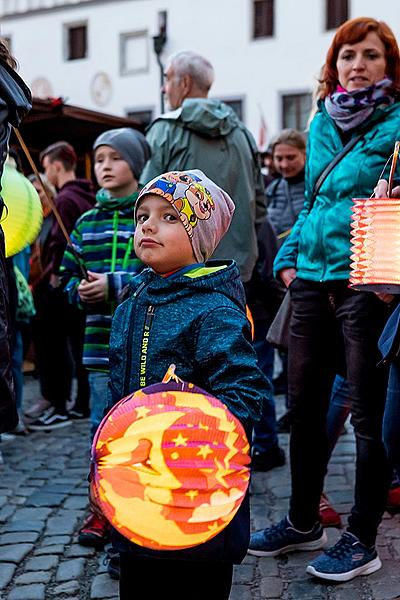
[136,170,235,262]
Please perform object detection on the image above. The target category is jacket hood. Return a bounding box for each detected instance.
[132,260,245,310]
[58,179,96,207]
[160,99,240,138]
[0,59,32,128]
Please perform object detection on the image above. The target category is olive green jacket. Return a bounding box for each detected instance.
[140,98,266,282]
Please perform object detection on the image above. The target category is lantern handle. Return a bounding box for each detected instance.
[388,141,400,199]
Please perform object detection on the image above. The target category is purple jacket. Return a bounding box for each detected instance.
[43,179,96,279]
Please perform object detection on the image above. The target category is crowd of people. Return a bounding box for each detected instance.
[1,14,400,599]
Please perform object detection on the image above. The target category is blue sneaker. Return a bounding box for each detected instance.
[248,516,327,557]
[306,531,382,582]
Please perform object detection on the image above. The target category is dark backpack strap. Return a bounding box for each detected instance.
[309,133,363,210]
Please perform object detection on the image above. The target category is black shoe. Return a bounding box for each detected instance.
[276,411,292,433]
[252,445,286,472]
[28,408,72,431]
[104,548,120,580]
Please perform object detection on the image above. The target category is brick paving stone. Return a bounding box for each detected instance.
[65,544,95,557]
[45,516,78,535]
[1,520,44,533]
[34,544,65,555]
[55,558,85,581]
[64,495,89,510]
[0,506,16,523]
[0,544,34,563]
[0,532,39,545]
[90,573,119,598]
[0,563,16,590]
[8,583,45,600]
[11,508,52,521]
[53,581,81,595]
[24,555,59,571]
[260,576,284,598]
[229,585,255,600]
[14,571,51,585]
[25,492,65,507]
[40,535,71,546]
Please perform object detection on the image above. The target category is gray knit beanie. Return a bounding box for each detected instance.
[136,169,235,262]
[93,128,151,179]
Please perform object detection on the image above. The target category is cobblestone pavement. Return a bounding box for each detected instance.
[0,375,399,599]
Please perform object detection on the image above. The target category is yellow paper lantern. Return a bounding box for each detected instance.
[1,164,43,257]
[91,381,250,550]
[350,197,400,292]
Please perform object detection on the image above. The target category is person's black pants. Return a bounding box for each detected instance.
[32,286,89,415]
[119,553,233,600]
[288,278,391,547]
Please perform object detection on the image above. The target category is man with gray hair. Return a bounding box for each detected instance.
[141,50,266,283]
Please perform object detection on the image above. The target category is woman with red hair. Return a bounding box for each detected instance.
[249,17,400,582]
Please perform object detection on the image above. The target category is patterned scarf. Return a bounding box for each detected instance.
[325,78,395,131]
[96,187,140,211]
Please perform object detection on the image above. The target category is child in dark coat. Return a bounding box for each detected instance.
[105,170,272,599]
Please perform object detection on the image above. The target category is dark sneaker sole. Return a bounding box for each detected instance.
[28,421,72,431]
[78,534,108,550]
[248,531,328,557]
[306,556,382,582]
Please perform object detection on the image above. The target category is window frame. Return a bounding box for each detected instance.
[63,20,88,62]
[280,90,313,132]
[325,0,349,31]
[119,30,149,77]
[252,0,274,40]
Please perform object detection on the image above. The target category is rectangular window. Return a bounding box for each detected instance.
[65,23,87,61]
[125,108,154,130]
[253,0,274,39]
[120,31,149,76]
[326,0,348,30]
[282,93,312,131]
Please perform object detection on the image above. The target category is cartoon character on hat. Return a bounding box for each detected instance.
[174,183,215,238]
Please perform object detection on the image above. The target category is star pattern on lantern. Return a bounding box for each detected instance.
[136,406,151,419]
[197,444,213,459]
[172,433,189,447]
[185,489,199,501]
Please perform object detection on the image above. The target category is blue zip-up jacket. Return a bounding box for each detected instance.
[108,260,271,562]
[274,101,400,281]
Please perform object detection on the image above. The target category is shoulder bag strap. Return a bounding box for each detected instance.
[309,133,364,210]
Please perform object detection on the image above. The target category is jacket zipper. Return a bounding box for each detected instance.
[122,281,148,395]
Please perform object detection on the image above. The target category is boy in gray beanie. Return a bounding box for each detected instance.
[93,127,150,180]
[102,170,271,599]
[60,127,151,555]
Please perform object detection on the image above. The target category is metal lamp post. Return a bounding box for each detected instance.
[153,11,167,114]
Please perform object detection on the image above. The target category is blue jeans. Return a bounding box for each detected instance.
[252,321,279,453]
[327,374,350,457]
[383,363,400,474]
[88,371,109,441]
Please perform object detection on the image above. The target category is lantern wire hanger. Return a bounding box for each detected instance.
[13,127,88,280]
[371,140,400,198]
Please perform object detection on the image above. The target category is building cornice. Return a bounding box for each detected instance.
[0,0,140,20]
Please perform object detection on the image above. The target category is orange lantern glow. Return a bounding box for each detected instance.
[91,379,250,550]
[350,197,400,292]
[350,142,400,292]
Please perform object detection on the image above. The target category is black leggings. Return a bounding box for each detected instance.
[119,553,233,600]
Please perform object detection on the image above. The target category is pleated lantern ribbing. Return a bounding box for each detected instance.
[91,379,250,550]
[350,197,400,292]
[0,164,42,257]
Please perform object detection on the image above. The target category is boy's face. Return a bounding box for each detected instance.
[94,145,136,197]
[135,194,196,274]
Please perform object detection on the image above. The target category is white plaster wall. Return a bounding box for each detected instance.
[1,0,399,142]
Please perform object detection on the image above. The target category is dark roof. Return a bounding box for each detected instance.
[10,97,143,174]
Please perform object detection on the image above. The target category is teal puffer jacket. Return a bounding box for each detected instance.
[274,100,400,282]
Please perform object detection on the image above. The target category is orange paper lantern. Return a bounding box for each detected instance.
[91,380,250,550]
[350,197,400,292]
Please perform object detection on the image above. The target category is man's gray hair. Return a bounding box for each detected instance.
[168,51,215,92]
